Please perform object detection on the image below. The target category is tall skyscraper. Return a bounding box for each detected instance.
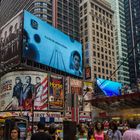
[106,0,130,86]
[80,0,117,81]
[124,0,140,90]
[0,0,80,41]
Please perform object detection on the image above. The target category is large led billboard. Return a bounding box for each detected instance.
[96,78,122,96]
[22,11,83,77]
[0,11,22,69]
[0,71,48,111]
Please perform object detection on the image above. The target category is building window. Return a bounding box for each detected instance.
[98,67,101,72]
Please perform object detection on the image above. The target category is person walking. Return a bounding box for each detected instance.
[48,124,61,140]
[122,120,140,140]
[94,121,108,140]
[31,122,52,140]
[107,121,122,140]
[10,127,20,140]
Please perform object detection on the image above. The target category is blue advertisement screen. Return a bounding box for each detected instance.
[23,11,83,77]
[96,78,122,96]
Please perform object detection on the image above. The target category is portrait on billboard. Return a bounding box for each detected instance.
[0,11,22,68]
[22,11,83,77]
[49,75,64,110]
[69,50,82,76]
[0,71,48,111]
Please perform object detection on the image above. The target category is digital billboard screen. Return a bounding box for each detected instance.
[96,78,122,96]
[22,11,83,77]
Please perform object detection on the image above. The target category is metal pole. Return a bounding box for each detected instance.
[31,99,34,134]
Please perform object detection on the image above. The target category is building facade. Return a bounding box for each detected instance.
[106,0,130,86]
[0,0,80,41]
[124,0,140,90]
[80,0,117,81]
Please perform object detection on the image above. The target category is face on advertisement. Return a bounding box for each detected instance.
[70,50,81,75]
[15,77,21,84]
[25,76,31,84]
[36,77,41,84]
[73,54,80,71]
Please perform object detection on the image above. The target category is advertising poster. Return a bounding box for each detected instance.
[85,66,91,79]
[49,75,64,110]
[0,71,48,111]
[0,11,22,68]
[83,81,93,112]
[23,10,83,77]
[70,79,83,111]
[83,81,94,101]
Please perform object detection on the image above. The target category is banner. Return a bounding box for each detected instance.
[83,81,94,101]
[0,71,48,111]
[85,66,91,79]
[83,81,93,112]
[0,11,22,68]
[49,75,64,110]
[70,79,83,111]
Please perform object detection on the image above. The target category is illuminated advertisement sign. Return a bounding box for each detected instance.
[83,81,93,101]
[49,75,64,110]
[23,11,83,77]
[0,71,48,111]
[83,81,93,112]
[85,66,91,79]
[0,11,22,68]
[70,78,83,111]
[96,78,122,96]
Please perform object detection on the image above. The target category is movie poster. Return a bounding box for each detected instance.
[0,71,48,111]
[49,75,64,110]
[0,11,22,68]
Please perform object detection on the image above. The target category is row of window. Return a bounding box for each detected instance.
[90,3,113,19]
[92,36,114,47]
[92,51,115,61]
[93,66,113,75]
[94,74,116,81]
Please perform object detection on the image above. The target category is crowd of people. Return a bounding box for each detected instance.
[76,119,140,140]
[1,119,140,140]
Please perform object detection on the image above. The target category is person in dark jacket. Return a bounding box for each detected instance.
[48,124,61,140]
[31,122,52,140]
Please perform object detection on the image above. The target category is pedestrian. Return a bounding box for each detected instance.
[48,124,61,140]
[10,127,20,140]
[94,121,108,140]
[76,123,88,139]
[31,122,52,140]
[107,121,122,140]
[122,120,140,140]
[0,125,4,140]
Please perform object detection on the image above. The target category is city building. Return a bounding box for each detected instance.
[124,0,140,91]
[0,0,80,41]
[80,0,117,81]
[106,0,130,86]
